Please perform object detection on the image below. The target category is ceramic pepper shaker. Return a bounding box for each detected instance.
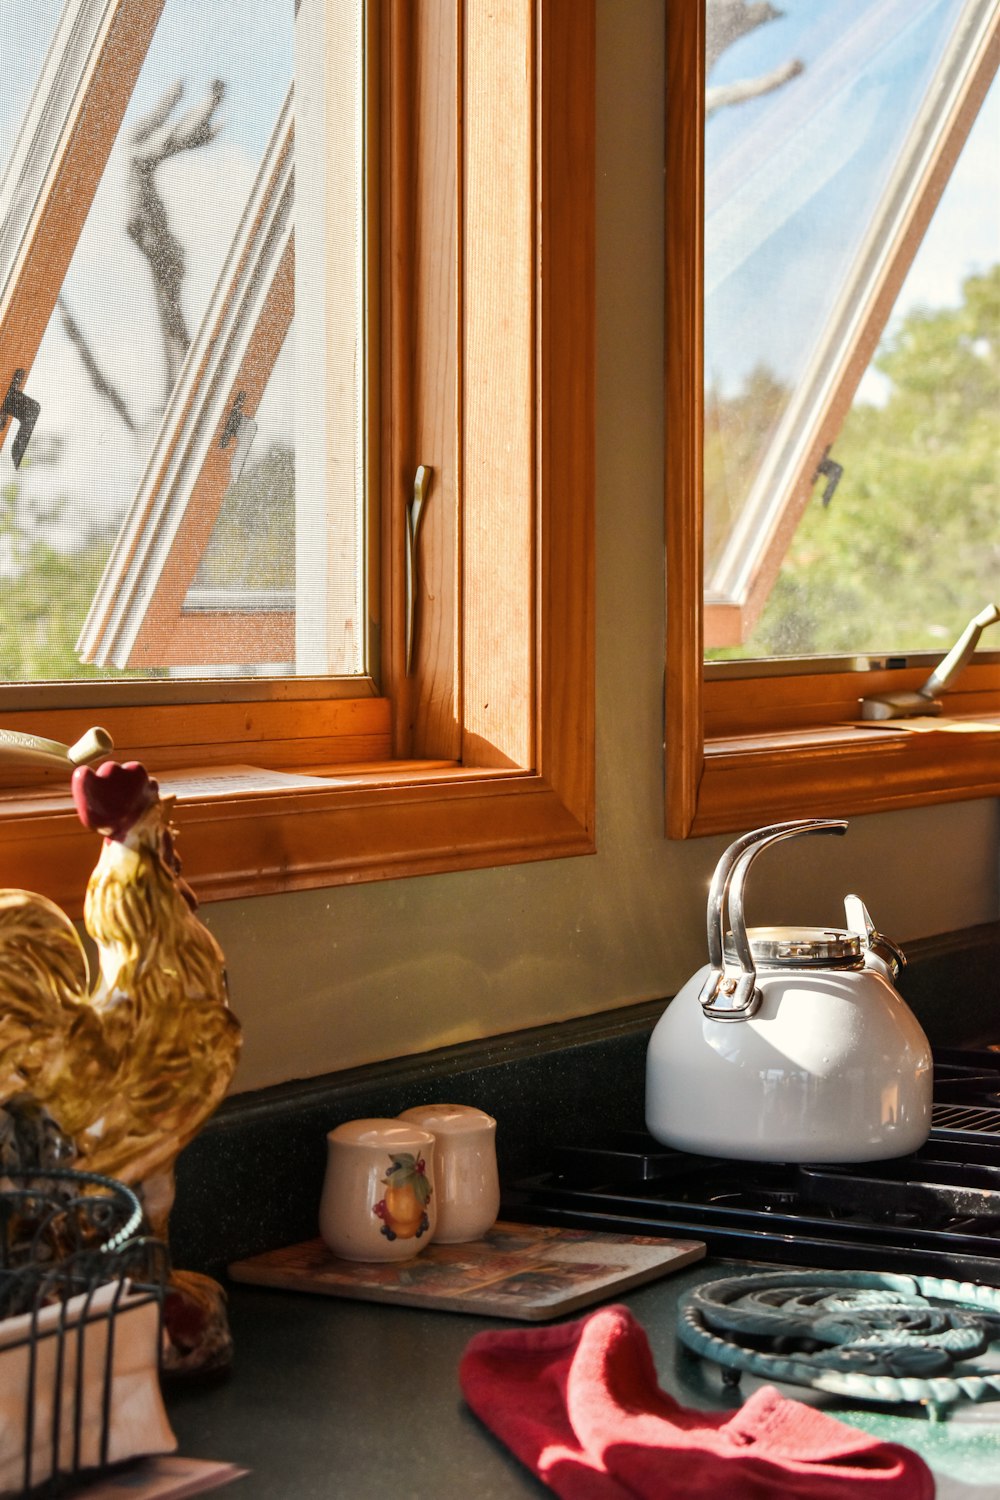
[397,1104,499,1243]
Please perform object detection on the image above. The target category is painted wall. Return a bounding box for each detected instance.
[199,0,1000,1095]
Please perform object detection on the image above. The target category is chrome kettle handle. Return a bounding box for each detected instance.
[699,819,848,1020]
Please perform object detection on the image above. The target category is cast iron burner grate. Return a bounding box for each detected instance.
[676,1268,1000,1415]
[501,1048,1000,1286]
[933,1103,1000,1135]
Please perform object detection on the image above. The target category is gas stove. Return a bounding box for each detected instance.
[503,1047,1000,1284]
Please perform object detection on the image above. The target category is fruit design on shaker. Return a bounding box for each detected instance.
[373,1152,432,1240]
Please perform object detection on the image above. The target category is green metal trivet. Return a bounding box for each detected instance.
[678,1269,1000,1416]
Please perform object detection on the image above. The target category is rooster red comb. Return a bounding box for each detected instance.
[71,760,160,841]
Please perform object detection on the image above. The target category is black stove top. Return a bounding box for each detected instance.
[503,1047,1000,1284]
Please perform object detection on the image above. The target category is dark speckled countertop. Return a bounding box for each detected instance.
[165,1264,1000,1499]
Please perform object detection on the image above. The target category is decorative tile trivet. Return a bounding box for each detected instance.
[678,1269,1000,1417]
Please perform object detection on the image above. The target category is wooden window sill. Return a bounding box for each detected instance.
[0,758,594,915]
[0,688,593,913]
[693,714,1000,836]
[672,659,1000,838]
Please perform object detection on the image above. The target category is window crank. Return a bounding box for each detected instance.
[861,603,1000,720]
[405,465,432,675]
[814,445,843,508]
[0,725,113,771]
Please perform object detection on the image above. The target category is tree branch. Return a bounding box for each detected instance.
[125,79,227,407]
[707,1,785,71]
[706,58,805,119]
[58,296,137,433]
[705,0,804,119]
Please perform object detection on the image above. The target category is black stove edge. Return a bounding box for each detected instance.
[500,1188,1000,1290]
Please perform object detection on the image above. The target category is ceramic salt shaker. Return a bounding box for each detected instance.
[397,1104,499,1243]
[320,1118,437,1262]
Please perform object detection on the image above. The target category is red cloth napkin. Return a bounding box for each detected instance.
[459,1304,934,1499]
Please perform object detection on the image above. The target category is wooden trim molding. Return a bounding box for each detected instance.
[0,0,595,912]
[665,0,1000,839]
[664,0,705,840]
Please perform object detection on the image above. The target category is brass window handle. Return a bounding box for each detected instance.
[405,466,432,675]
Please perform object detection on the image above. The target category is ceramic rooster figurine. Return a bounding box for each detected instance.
[0,758,241,1373]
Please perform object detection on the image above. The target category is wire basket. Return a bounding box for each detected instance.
[0,1170,169,1498]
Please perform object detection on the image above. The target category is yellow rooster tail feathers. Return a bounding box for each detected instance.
[0,890,90,1101]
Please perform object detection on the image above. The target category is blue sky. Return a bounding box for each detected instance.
[1,0,290,168]
[705,0,999,399]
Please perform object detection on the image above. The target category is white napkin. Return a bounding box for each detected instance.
[0,1278,176,1495]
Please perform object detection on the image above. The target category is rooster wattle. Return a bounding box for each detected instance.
[0,759,241,1373]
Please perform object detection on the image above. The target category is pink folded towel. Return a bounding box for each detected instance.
[460,1304,934,1499]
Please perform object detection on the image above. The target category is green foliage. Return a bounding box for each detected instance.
[195,442,294,591]
[711,265,999,658]
[0,532,111,681]
[0,440,137,682]
[0,438,295,683]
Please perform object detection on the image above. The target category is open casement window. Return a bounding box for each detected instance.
[703,0,999,647]
[0,2,163,407]
[0,0,595,910]
[76,92,298,671]
[1,0,306,680]
[666,0,1000,838]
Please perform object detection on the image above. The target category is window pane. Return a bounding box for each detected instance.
[0,0,63,186]
[190,327,295,607]
[740,75,999,658]
[703,0,998,660]
[0,0,367,682]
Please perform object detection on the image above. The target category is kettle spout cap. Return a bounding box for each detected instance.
[844,894,906,981]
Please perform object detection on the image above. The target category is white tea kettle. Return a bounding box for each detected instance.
[645,820,933,1162]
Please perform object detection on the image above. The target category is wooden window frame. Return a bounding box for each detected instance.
[665,0,1000,839]
[0,0,595,912]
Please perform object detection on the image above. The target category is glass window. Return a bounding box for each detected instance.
[0,0,366,682]
[0,0,64,187]
[190,327,295,611]
[0,0,597,907]
[703,0,998,658]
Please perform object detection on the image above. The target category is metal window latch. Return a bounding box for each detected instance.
[860,602,1000,720]
[219,390,257,483]
[405,465,432,675]
[0,369,40,469]
[814,446,843,508]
